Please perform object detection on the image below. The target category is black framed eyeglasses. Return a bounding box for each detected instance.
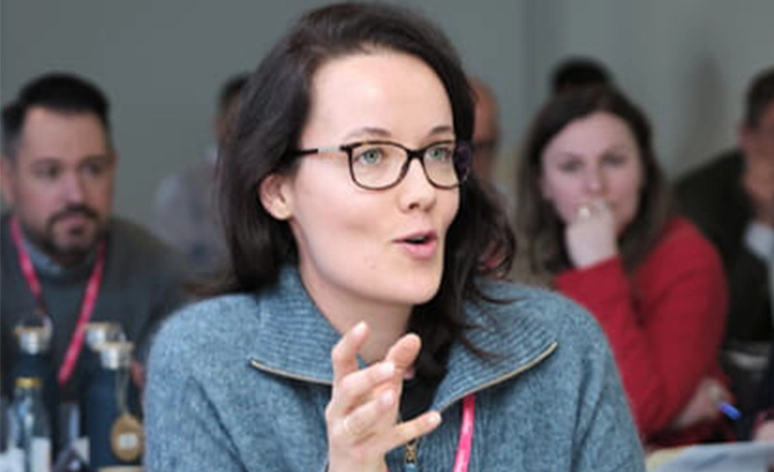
[291,140,472,190]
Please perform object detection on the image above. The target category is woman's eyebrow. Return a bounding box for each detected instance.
[342,126,392,141]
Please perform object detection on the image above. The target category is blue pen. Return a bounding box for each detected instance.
[719,401,741,421]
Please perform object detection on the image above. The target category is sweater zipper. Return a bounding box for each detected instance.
[251,343,558,471]
[405,438,419,471]
[397,341,558,471]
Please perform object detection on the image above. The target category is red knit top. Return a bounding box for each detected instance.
[556,217,729,446]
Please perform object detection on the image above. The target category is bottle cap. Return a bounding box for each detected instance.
[14,326,51,354]
[98,341,135,370]
[84,322,125,351]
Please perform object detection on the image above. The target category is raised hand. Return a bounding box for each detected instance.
[565,199,618,269]
[326,322,442,472]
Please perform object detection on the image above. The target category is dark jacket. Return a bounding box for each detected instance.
[1,214,189,401]
[675,150,771,343]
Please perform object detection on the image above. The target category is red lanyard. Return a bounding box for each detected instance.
[10,216,107,386]
[392,393,475,472]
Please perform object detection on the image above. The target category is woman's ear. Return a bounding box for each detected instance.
[259,173,293,220]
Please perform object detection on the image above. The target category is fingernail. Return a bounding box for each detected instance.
[353,321,366,336]
[427,412,441,426]
[380,390,394,406]
[380,362,395,377]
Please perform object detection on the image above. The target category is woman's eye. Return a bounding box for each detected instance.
[426,146,453,162]
[355,148,384,165]
[604,154,627,166]
[559,161,582,173]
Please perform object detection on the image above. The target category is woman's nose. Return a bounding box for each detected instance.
[398,159,436,211]
[584,167,605,193]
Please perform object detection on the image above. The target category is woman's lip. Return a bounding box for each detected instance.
[397,238,438,260]
[395,230,438,243]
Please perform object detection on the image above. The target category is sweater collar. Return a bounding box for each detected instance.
[248,266,558,409]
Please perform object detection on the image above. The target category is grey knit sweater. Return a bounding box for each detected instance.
[145,266,644,471]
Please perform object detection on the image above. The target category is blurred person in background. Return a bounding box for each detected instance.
[0,73,188,447]
[513,85,731,448]
[676,67,774,432]
[152,73,248,278]
[469,77,514,214]
[550,56,613,96]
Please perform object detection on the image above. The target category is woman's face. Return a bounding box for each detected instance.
[539,111,644,234]
[261,51,459,318]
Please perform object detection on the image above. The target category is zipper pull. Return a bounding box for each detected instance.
[405,438,418,471]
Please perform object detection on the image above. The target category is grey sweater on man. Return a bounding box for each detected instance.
[1,213,189,401]
[145,266,644,471]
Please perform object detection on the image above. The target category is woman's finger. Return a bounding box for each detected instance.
[334,387,399,444]
[331,361,396,414]
[385,333,422,377]
[378,411,443,453]
[331,321,369,385]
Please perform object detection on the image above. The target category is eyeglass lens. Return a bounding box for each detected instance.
[349,142,466,189]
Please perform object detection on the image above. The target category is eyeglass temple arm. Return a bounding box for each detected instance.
[292,145,344,156]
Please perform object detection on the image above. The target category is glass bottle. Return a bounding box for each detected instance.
[11,325,54,387]
[11,325,59,457]
[8,376,52,472]
[84,341,142,469]
[75,322,126,447]
[82,322,125,374]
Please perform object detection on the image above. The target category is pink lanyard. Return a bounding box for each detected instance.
[393,393,475,472]
[10,216,107,386]
[452,394,475,472]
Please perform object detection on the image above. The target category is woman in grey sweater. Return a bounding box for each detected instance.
[144,3,644,471]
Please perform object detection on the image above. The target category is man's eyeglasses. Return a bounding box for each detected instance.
[291,140,472,190]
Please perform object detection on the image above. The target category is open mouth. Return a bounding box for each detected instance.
[403,234,433,244]
[396,231,439,260]
[400,231,437,245]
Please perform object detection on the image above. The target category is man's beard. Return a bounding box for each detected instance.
[24,204,105,267]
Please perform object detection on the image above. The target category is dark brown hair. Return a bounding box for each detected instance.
[217,73,249,116]
[214,2,514,377]
[515,85,672,279]
[551,57,613,96]
[2,72,111,159]
[744,66,774,129]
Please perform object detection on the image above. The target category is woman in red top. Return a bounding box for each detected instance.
[512,85,730,447]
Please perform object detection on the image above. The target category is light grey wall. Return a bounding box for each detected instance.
[0,0,528,226]
[2,1,773,226]
[523,0,774,177]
